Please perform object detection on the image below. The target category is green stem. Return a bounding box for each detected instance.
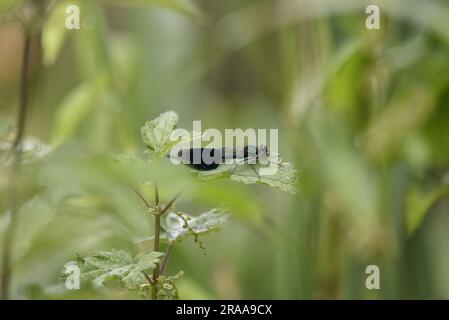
[151,184,160,300]
[151,213,161,300]
[150,187,181,299]
[159,243,174,275]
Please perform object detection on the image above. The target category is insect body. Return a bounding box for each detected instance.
[167,145,270,173]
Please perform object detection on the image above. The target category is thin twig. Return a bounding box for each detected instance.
[142,271,154,286]
[151,189,182,299]
[131,187,151,208]
[154,183,159,206]
[151,183,161,300]
[151,217,161,299]
[159,243,174,275]
[160,191,183,215]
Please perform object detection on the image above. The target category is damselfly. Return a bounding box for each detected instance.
[167,145,281,179]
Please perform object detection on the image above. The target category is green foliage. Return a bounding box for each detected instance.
[144,110,299,193]
[98,0,207,22]
[161,209,229,243]
[42,1,70,66]
[2,0,449,301]
[155,270,184,300]
[66,250,164,290]
[51,76,108,147]
[141,111,180,161]
[198,157,299,194]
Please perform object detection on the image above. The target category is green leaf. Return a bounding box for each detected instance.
[73,1,112,78]
[141,111,180,160]
[231,160,299,194]
[142,112,298,192]
[42,1,69,65]
[51,75,107,147]
[161,208,229,243]
[66,249,164,290]
[98,0,207,22]
[197,154,300,194]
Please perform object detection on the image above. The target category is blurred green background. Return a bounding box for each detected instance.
[1,0,449,299]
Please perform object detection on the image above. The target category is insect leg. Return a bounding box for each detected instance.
[249,164,261,180]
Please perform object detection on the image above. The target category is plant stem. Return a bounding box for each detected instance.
[151,213,161,300]
[0,29,32,300]
[159,243,174,275]
[150,187,181,299]
[160,191,182,215]
[142,270,154,286]
[132,187,151,208]
[154,183,159,207]
[151,183,160,300]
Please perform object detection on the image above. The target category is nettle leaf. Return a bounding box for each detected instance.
[141,112,298,192]
[67,249,164,290]
[141,111,179,160]
[197,154,300,194]
[161,209,229,243]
